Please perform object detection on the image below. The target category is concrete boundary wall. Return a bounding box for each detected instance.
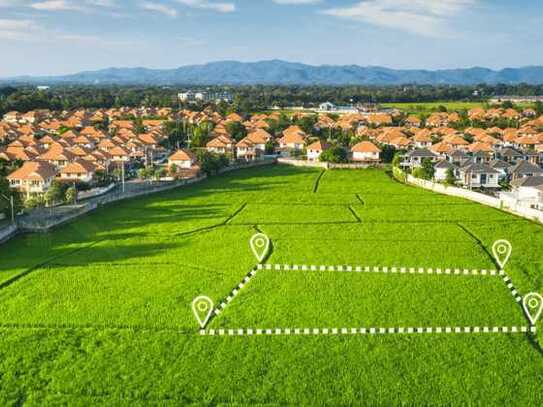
[0,224,18,244]
[405,174,543,224]
[1,160,278,242]
[277,158,384,169]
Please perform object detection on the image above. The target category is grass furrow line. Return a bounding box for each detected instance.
[0,239,103,292]
[312,170,326,193]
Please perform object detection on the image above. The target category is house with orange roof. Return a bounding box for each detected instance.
[226,113,243,123]
[468,107,486,122]
[3,111,21,124]
[206,135,235,155]
[279,126,306,153]
[367,113,392,127]
[39,145,77,168]
[246,129,272,152]
[7,161,58,196]
[351,141,381,163]
[307,140,330,161]
[168,149,197,169]
[59,159,97,183]
[109,146,130,162]
[236,138,259,161]
[389,136,411,150]
[413,130,432,149]
[405,115,422,128]
[426,113,449,128]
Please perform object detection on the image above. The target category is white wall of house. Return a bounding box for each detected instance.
[169,159,193,169]
[460,172,499,188]
[60,173,94,183]
[435,167,450,182]
[307,149,321,161]
[352,151,379,162]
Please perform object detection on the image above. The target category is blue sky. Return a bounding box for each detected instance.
[0,0,542,76]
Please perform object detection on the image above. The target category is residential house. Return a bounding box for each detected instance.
[351,141,381,163]
[59,159,97,183]
[6,161,58,197]
[236,138,258,161]
[403,149,437,169]
[206,135,236,156]
[506,176,543,210]
[489,159,511,181]
[510,160,543,182]
[38,145,77,168]
[458,163,500,189]
[306,140,330,161]
[168,149,197,169]
[279,126,306,153]
[434,160,457,182]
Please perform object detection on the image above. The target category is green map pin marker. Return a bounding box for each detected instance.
[192,296,214,328]
[250,233,270,263]
[523,293,543,326]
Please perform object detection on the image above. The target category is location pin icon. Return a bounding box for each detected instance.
[250,233,270,263]
[492,240,512,270]
[523,293,543,326]
[192,296,214,328]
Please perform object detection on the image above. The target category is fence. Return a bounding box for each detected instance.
[11,160,278,235]
[277,158,385,169]
[0,223,18,244]
[404,174,543,224]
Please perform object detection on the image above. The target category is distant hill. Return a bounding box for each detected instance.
[4,60,543,86]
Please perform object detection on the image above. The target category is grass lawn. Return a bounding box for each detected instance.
[0,165,542,405]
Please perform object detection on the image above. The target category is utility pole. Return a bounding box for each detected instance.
[121,161,125,193]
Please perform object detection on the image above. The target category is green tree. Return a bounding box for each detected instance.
[65,187,77,204]
[196,151,229,176]
[226,121,247,142]
[392,152,402,168]
[420,158,435,181]
[445,167,457,186]
[319,146,347,163]
[45,181,67,205]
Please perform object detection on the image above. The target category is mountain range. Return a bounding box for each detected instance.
[3,60,543,86]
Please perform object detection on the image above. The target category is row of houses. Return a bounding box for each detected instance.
[401,146,543,195]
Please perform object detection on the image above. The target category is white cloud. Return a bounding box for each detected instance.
[272,0,322,5]
[322,0,476,37]
[31,0,84,11]
[0,18,39,40]
[86,0,116,6]
[141,2,178,17]
[176,0,235,13]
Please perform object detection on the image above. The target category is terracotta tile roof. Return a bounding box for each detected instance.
[169,149,196,162]
[7,161,57,181]
[351,141,381,153]
[307,140,330,152]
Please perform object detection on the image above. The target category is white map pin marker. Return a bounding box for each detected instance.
[523,293,543,326]
[192,296,214,328]
[492,240,512,270]
[250,233,270,263]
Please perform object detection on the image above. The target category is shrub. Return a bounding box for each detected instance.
[319,146,347,163]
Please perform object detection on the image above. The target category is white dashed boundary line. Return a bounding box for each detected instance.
[200,326,537,336]
[205,264,532,333]
[212,267,259,317]
[499,270,523,303]
[257,264,499,277]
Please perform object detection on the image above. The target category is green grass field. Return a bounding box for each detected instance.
[381,101,537,115]
[0,165,542,405]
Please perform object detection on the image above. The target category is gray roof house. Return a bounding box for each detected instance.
[510,160,543,181]
[458,162,500,189]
